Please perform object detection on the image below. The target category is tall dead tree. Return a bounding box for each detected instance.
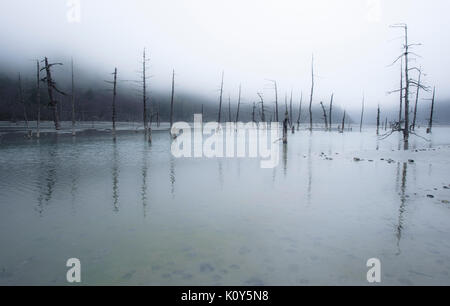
[309,55,315,131]
[411,67,422,131]
[257,93,266,123]
[341,110,346,133]
[228,96,232,122]
[36,60,41,138]
[319,101,328,131]
[71,59,76,136]
[289,90,293,128]
[376,104,381,135]
[217,71,224,123]
[235,85,241,123]
[142,49,151,142]
[427,87,436,134]
[111,68,118,139]
[296,92,303,130]
[41,57,65,130]
[267,80,279,122]
[329,93,333,131]
[359,95,364,132]
[399,57,403,125]
[18,74,30,136]
[170,69,175,128]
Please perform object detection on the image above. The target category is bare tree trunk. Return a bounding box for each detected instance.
[403,26,410,143]
[157,103,160,128]
[18,74,30,137]
[283,112,288,144]
[257,93,265,122]
[341,110,346,133]
[399,57,403,125]
[218,71,224,123]
[252,102,256,123]
[427,87,435,134]
[289,90,293,128]
[320,101,328,131]
[112,68,117,140]
[228,96,232,122]
[359,95,364,132]
[309,55,314,131]
[142,49,149,137]
[296,92,302,130]
[43,57,62,130]
[170,69,175,128]
[377,105,381,135]
[329,93,333,131]
[412,68,421,131]
[36,60,41,138]
[385,117,388,131]
[71,59,76,136]
[235,85,241,123]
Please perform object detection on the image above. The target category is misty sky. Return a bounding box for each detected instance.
[0,0,449,111]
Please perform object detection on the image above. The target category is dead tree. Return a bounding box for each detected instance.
[309,55,315,131]
[283,110,289,144]
[267,80,279,122]
[71,59,76,136]
[111,68,118,139]
[41,57,66,130]
[329,93,333,131]
[411,67,422,131]
[18,74,30,136]
[399,57,403,125]
[142,49,151,142]
[36,60,41,138]
[427,87,436,134]
[251,102,256,123]
[341,110,346,133]
[257,93,266,123]
[296,92,303,130]
[170,69,175,129]
[376,104,381,135]
[359,95,364,132]
[289,90,293,128]
[157,103,160,127]
[385,118,388,131]
[217,71,224,123]
[319,101,328,131]
[235,85,241,123]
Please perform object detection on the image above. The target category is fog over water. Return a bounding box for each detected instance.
[0,0,449,111]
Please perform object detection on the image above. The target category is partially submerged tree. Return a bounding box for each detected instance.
[235,85,241,123]
[257,92,266,123]
[309,55,315,131]
[268,80,279,122]
[18,74,31,137]
[328,93,333,132]
[71,59,76,136]
[217,71,224,124]
[319,101,328,131]
[427,87,436,134]
[41,57,66,130]
[376,104,381,135]
[36,60,41,138]
[296,92,303,130]
[170,69,175,129]
[359,95,364,132]
[141,49,151,142]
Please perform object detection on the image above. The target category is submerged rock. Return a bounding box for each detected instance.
[427,195,435,199]
[353,157,362,162]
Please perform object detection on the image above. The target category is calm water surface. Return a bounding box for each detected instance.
[1,125,450,285]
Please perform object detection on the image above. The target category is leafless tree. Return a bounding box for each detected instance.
[267,80,279,122]
[111,68,118,139]
[296,92,303,130]
[18,74,31,137]
[71,59,76,136]
[41,57,66,130]
[251,102,256,123]
[376,104,381,135]
[399,57,403,125]
[309,55,315,131]
[141,49,151,142]
[289,90,293,128]
[228,95,232,122]
[359,95,364,132]
[328,93,333,132]
[427,87,436,134]
[216,71,225,123]
[319,101,328,131]
[170,69,175,129]
[411,67,422,131]
[36,61,41,138]
[257,92,266,123]
[235,85,241,123]
[341,110,346,133]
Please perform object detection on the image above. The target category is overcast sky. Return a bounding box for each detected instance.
[0,0,448,110]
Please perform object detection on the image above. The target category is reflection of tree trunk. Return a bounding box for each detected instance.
[141,146,148,217]
[396,162,408,255]
[112,142,119,213]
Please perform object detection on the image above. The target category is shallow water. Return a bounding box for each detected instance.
[1,124,450,285]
